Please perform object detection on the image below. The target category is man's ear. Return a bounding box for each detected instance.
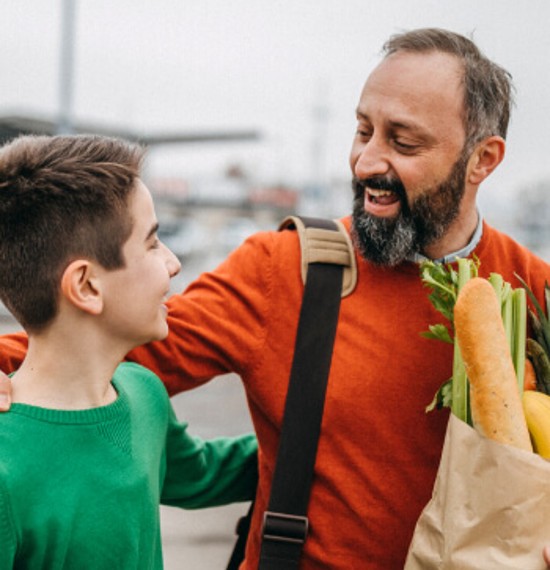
[467,135,506,185]
[60,260,103,315]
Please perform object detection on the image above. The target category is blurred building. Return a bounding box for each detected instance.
[0,114,260,146]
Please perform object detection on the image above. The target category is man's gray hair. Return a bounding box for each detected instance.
[383,28,514,151]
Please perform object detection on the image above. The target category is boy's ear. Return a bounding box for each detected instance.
[467,135,505,185]
[60,260,103,315]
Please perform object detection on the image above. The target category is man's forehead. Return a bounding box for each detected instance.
[358,51,465,125]
[368,50,463,93]
[354,51,467,153]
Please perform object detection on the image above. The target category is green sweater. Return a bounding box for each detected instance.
[0,362,258,569]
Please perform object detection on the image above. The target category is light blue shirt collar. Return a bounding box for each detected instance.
[407,211,483,265]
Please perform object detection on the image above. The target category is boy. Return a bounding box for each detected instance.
[0,134,258,569]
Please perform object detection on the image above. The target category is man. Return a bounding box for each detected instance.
[1,28,550,568]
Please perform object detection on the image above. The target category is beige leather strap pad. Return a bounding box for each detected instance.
[279,215,357,297]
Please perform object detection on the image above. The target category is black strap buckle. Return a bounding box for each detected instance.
[261,511,309,545]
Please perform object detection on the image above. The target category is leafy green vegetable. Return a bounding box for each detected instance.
[516,274,550,394]
[526,338,550,394]
[422,324,453,344]
[421,258,526,425]
[421,257,478,424]
[425,378,452,413]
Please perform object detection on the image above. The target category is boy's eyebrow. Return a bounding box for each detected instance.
[146,222,159,241]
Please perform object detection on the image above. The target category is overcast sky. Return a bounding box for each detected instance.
[3,0,550,218]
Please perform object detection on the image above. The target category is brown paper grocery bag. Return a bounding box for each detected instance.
[405,414,550,570]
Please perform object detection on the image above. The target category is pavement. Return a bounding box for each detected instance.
[0,314,254,569]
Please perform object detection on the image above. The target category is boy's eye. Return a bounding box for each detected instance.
[356,128,372,140]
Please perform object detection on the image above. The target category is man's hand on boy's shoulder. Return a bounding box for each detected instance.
[0,371,12,411]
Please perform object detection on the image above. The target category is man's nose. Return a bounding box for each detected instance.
[353,137,391,180]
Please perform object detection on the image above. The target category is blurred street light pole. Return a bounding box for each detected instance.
[301,80,330,215]
[57,0,76,134]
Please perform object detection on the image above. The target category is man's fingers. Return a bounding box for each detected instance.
[0,372,12,411]
[543,545,550,567]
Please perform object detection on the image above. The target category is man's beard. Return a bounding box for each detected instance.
[351,151,469,266]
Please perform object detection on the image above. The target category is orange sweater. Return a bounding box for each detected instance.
[2,218,550,569]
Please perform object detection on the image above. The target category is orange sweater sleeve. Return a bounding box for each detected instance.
[0,332,28,373]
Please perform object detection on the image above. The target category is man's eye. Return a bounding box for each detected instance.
[394,140,418,152]
[151,238,161,249]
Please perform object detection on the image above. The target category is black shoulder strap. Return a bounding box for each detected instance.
[226,499,255,570]
[227,216,351,570]
[259,216,346,569]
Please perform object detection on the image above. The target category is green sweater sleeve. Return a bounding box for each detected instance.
[160,405,258,509]
[0,479,16,568]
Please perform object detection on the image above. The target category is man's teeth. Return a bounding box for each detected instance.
[367,188,394,197]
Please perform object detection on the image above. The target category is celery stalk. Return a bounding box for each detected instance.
[501,283,513,353]
[488,273,504,310]
[490,273,525,394]
[451,259,473,424]
[451,342,469,424]
[512,288,527,393]
[490,274,513,374]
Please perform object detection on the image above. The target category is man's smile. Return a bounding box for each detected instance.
[365,187,400,205]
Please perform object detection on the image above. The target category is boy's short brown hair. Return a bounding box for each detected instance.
[0,134,145,332]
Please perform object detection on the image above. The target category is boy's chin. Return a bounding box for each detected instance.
[148,326,169,344]
[130,324,169,350]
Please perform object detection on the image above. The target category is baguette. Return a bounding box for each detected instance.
[454,277,532,452]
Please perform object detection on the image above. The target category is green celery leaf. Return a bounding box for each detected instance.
[425,378,453,412]
[421,324,453,344]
